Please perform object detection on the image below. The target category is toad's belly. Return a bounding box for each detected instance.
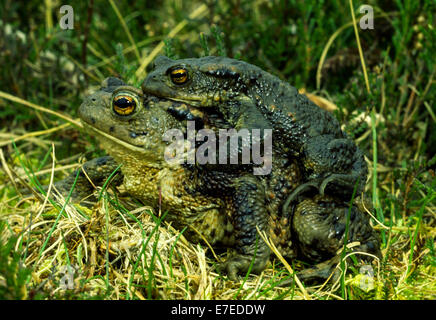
[123,166,235,245]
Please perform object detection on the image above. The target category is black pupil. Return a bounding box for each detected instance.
[115,97,135,109]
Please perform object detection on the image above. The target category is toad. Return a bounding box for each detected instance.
[53,77,380,283]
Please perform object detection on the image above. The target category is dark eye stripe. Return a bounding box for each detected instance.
[112,93,138,116]
[114,96,135,109]
[169,67,189,84]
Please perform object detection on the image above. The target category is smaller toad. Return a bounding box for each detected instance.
[142,56,368,204]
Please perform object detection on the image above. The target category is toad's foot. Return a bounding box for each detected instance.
[217,252,270,281]
[319,172,363,198]
[282,180,320,215]
[282,173,364,215]
[277,256,341,287]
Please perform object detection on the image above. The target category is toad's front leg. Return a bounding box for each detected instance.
[282,136,367,210]
[217,175,271,280]
[52,156,123,205]
[304,136,367,198]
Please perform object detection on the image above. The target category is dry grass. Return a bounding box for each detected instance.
[1,189,308,300]
[0,114,434,300]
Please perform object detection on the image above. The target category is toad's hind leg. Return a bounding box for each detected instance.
[285,195,380,285]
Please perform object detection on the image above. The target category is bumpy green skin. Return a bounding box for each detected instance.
[142,56,368,201]
[54,77,380,284]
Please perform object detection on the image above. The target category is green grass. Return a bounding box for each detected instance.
[0,0,435,300]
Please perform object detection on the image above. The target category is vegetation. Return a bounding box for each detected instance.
[0,0,434,300]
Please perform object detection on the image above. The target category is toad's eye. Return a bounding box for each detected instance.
[112,94,137,116]
[169,68,189,84]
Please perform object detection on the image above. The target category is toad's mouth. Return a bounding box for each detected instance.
[145,96,207,123]
[146,94,198,106]
[81,121,146,153]
[144,90,219,108]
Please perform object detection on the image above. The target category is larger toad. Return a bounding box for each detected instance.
[142,56,368,205]
[54,77,380,283]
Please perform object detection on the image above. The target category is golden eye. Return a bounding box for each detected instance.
[112,94,137,116]
[170,68,189,84]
